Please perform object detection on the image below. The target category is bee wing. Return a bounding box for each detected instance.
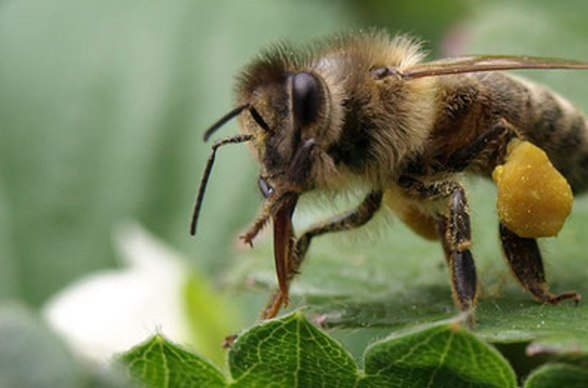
[401,55,588,79]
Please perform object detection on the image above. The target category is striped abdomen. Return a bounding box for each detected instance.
[433,72,588,192]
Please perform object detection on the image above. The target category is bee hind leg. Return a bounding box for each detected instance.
[443,120,513,172]
[261,190,383,319]
[407,120,515,177]
[499,223,581,305]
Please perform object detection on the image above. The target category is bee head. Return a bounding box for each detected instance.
[241,69,327,197]
[236,67,334,296]
[192,52,334,297]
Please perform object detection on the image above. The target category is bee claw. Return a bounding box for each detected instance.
[239,234,254,248]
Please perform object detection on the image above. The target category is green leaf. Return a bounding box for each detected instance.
[228,311,359,387]
[122,312,516,387]
[121,334,227,388]
[524,363,588,388]
[227,180,588,338]
[361,320,516,388]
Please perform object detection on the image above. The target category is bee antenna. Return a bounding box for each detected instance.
[203,104,250,141]
[190,133,254,236]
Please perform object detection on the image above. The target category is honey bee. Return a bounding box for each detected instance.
[191,30,588,321]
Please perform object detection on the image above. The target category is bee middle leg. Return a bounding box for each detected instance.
[399,177,478,318]
[499,223,581,305]
[262,190,383,319]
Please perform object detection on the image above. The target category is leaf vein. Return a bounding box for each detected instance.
[426,330,454,388]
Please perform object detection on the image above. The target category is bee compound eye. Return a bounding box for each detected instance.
[258,176,274,198]
[292,72,322,126]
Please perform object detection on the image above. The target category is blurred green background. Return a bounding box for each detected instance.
[1,0,588,381]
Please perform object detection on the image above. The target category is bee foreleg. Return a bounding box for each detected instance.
[294,190,383,268]
[261,190,383,319]
[399,177,478,322]
[499,223,581,305]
